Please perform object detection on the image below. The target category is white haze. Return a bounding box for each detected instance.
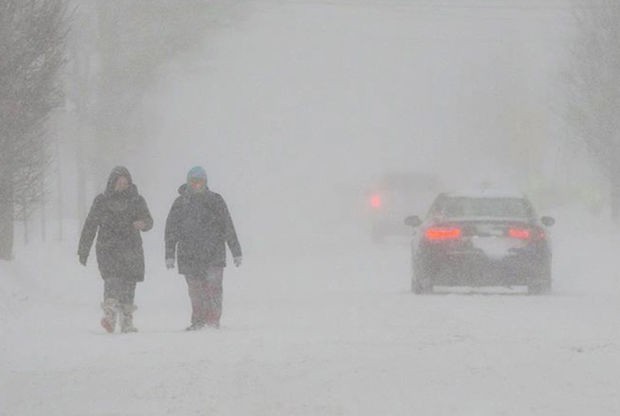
[137,0,576,250]
[3,1,620,416]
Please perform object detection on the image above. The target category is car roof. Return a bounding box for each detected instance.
[441,189,527,199]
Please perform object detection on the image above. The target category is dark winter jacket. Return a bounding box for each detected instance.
[78,167,153,282]
[165,184,241,276]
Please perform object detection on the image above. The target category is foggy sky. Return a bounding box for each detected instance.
[63,1,581,255]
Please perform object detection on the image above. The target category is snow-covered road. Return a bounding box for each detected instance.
[3,1,619,415]
[2,215,620,416]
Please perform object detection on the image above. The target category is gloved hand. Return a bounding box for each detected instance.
[165,258,175,269]
[79,255,87,266]
[233,256,242,267]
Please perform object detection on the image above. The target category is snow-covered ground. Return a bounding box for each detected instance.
[1,209,620,416]
[3,1,620,415]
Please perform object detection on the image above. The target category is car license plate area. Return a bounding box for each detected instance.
[472,223,506,237]
[468,236,524,260]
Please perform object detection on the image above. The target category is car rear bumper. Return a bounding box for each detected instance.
[418,248,550,287]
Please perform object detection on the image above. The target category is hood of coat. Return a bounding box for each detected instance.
[104,166,138,197]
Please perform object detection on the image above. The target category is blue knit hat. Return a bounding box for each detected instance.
[187,166,207,184]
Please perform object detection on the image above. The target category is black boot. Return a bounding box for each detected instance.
[185,322,205,331]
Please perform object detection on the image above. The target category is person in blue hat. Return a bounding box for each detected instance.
[164,166,242,330]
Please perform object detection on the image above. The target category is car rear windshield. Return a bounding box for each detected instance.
[433,197,532,218]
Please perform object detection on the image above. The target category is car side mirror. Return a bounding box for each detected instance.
[404,215,422,227]
[541,216,555,227]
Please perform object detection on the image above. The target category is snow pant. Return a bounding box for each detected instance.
[185,267,224,328]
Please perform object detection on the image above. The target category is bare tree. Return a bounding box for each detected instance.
[566,1,620,219]
[0,0,68,260]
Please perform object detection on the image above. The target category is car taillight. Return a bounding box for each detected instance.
[508,228,530,240]
[425,227,461,241]
[370,194,382,209]
[508,227,545,240]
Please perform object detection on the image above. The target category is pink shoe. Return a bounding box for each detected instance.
[101,317,114,333]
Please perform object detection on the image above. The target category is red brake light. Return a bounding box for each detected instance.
[370,194,382,209]
[508,228,530,240]
[425,227,461,241]
[508,227,546,240]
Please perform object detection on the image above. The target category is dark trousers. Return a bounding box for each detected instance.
[103,278,137,305]
[185,267,224,327]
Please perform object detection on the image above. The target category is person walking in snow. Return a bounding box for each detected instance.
[165,166,242,330]
[78,166,153,333]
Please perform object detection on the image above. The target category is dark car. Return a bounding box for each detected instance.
[366,172,442,243]
[405,190,555,295]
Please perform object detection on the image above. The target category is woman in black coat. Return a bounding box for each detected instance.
[78,166,153,333]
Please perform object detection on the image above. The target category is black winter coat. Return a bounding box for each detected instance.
[165,184,242,276]
[78,168,153,282]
